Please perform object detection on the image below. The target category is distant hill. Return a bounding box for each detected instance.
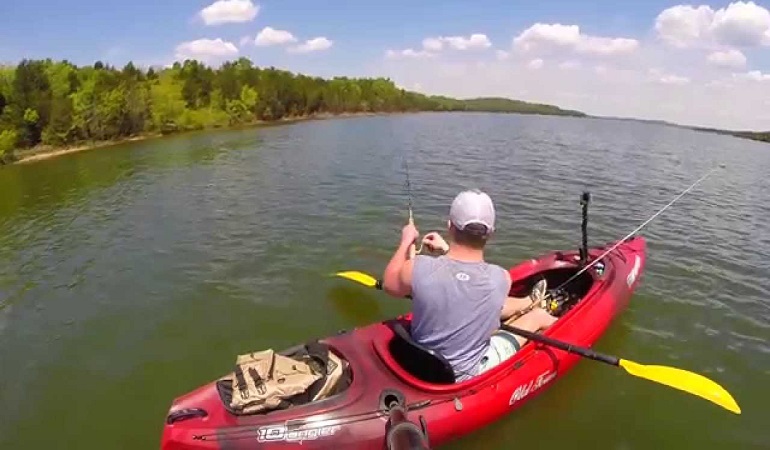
[441,99,770,144]
[594,114,770,144]
[595,115,676,127]
[690,127,770,143]
[428,96,587,117]
[430,98,769,144]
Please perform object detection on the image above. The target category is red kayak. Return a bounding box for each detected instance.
[160,236,646,449]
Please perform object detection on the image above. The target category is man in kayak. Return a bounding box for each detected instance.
[382,189,557,381]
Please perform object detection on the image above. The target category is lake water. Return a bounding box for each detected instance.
[0,113,768,449]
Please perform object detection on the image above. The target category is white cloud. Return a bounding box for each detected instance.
[711,1,770,47]
[386,48,434,59]
[239,35,252,46]
[254,26,297,47]
[415,34,492,51]
[386,33,491,60]
[376,49,770,128]
[199,0,259,25]
[288,37,333,54]
[407,34,495,54]
[527,58,544,70]
[513,23,639,57]
[175,38,238,62]
[558,60,582,70]
[376,9,770,131]
[705,79,731,88]
[422,37,444,52]
[647,68,690,85]
[659,74,691,85]
[440,33,492,50]
[655,1,770,48]
[733,70,770,81]
[514,23,580,49]
[576,35,640,56]
[400,49,431,58]
[654,5,715,48]
[707,48,747,68]
[513,23,579,58]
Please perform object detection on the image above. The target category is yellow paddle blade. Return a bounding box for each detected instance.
[619,359,741,414]
[335,271,379,288]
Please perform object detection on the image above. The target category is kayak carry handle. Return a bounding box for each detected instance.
[166,408,208,424]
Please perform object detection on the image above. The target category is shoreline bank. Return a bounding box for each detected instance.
[9,111,400,166]
[7,109,766,167]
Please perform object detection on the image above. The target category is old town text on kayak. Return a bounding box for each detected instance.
[509,370,557,406]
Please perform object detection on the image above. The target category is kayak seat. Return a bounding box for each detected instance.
[389,322,456,384]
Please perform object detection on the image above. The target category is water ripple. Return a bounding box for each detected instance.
[0,113,768,448]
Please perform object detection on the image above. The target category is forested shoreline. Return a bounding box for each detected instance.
[0,57,588,164]
[1,57,764,165]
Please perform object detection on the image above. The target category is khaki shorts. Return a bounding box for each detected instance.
[476,330,522,375]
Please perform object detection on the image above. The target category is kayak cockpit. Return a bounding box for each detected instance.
[377,259,600,390]
[509,261,597,318]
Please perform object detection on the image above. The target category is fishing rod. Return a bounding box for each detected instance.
[404,158,415,225]
[553,164,725,292]
[403,157,424,258]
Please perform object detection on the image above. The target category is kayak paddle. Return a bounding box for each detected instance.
[333,270,742,415]
[499,323,741,415]
[336,271,380,289]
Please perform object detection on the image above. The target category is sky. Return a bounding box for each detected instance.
[1,0,769,130]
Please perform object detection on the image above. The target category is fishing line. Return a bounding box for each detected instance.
[552,164,724,293]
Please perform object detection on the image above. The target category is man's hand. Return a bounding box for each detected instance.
[401,223,419,246]
[422,232,449,254]
[383,221,419,298]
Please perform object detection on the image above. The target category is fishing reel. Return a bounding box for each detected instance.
[542,288,577,317]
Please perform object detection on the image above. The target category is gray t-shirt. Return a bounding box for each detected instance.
[410,255,510,381]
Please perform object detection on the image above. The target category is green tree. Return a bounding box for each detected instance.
[150,70,186,133]
[13,60,52,146]
[0,129,17,162]
[41,61,77,145]
[226,85,258,124]
[70,72,101,140]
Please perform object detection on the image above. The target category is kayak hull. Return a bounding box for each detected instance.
[160,237,646,449]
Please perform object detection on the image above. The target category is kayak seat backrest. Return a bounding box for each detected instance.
[389,322,456,385]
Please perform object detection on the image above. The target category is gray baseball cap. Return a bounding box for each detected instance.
[449,189,496,235]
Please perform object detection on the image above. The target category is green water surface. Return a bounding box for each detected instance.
[0,113,767,449]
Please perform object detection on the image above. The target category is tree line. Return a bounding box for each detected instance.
[736,132,770,143]
[702,129,770,143]
[0,57,586,163]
